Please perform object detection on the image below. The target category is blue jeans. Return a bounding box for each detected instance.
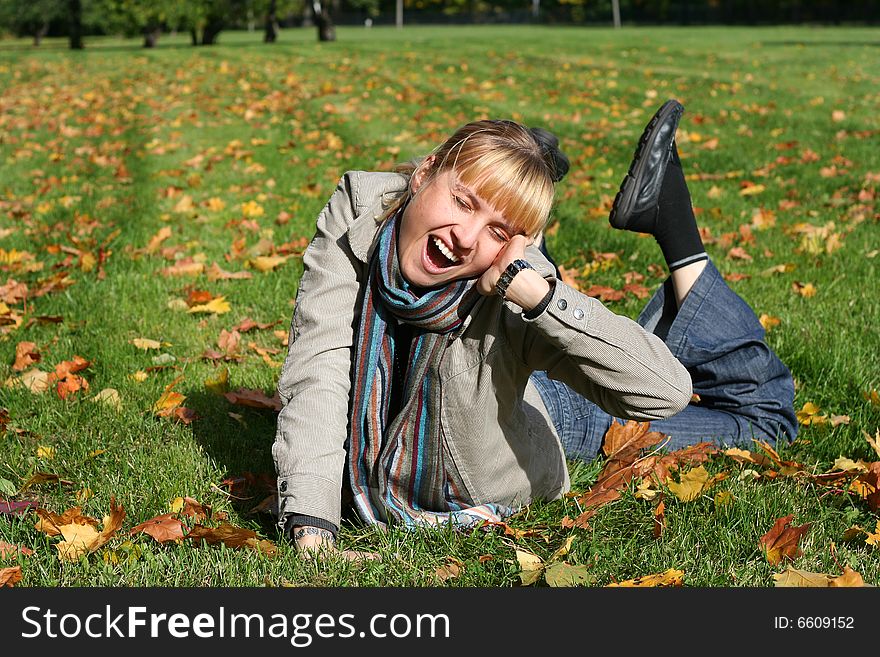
[530,260,798,461]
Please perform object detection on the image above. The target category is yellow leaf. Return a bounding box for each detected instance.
[548,536,575,563]
[187,296,231,315]
[56,523,101,561]
[153,390,186,414]
[714,491,734,508]
[866,521,880,548]
[131,370,148,382]
[515,549,544,586]
[759,314,781,331]
[241,200,264,218]
[606,568,684,587]
[544,562,596,587]
[36,445,55,459]
[774,566,868,587]
[863,430,880,458]
[831,457,868,473]
[173,195,195,213]
[205,197,226,212]
[92,388,121,410]
[739,184,766,196]
[204,367,230,395]
[668,465,710,502]
[21,369,50,394]
[250,255,288,272]
[131,338,161,350]
[169,497,184,514]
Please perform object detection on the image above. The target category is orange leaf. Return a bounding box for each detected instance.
[606,568,684,587]
[759,514,811,565]
[223,388,282,411]
[13,341,40,371]
[34,507,100,536]
[0,541,34,558]
[0,565,22,587]
[129,514,185,543]
[186,522,276,556]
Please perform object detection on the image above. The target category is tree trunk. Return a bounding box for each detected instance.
[143,27,161,48]
[264,0,278,42]
[201,19,224,45]
[190,28,198,46]
[68,0,83,49]
[34,22,49,46]
[314,1,336,42]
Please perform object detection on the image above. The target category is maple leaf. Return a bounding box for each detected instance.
[223,388,282,411]
[188,296,231,315]
[131,338,161,350]
[0,499,38,515]
[759,514,811,565]
[206,262,252,281]
[667,465,726,502]
[544,561,596,587]
[250,255,288,272]
[435,557,464,583]
[54,498,125,562]
[129,513,185,543]
[602,420,667,461]
[0,541,34,558]
[34,506,99,536]
[606,568,684,587]
[773,566,867,587]
[13,341,40,371]
[0,566,22,587]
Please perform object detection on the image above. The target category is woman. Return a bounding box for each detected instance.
[272,100,797,556]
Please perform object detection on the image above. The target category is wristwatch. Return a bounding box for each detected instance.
[495,259,535,299]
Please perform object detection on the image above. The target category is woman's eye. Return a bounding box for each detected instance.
[490,228,509,243]
[453,195,471,211]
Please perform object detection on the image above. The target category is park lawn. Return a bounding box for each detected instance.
[0,25,878,587]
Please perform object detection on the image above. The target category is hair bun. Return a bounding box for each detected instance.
[529,127,570,183]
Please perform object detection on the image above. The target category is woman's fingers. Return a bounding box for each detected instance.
[476,234,530,296]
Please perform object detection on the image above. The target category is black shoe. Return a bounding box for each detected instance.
[609,99,685,231]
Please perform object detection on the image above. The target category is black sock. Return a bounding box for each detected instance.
[653,147,708,271]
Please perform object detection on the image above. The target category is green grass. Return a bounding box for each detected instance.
[0,25,878,587]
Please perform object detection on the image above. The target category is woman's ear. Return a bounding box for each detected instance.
[410,155,436,194]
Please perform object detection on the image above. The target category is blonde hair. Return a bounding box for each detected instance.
[383,120,559,239]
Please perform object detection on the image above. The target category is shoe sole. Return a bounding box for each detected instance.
[609,99,685,229]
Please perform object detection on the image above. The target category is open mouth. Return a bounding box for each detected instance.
[425,236,459,269]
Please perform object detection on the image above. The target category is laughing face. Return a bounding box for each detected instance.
[397,169,518,289]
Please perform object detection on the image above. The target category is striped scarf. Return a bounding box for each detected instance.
[348,212,514,528]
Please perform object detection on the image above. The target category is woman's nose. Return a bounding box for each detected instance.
[450,220,481,251]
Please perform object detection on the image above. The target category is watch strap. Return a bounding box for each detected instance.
[495,259,534,299]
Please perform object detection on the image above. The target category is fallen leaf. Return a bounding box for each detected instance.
[129,514,185,543]
[667,465,726,502]
[204,367,230,395]
[13,341,40,371]
[759,514,811,565]
[606,569,684,587]
[223,388,282,411]
[185,522,276,556]
[515,549,544,586]
[250,255,288,272]
[0,541,34,558]
[92,388,121,410]
[54,498,125,561]
[0,499,38,515]
[188,296,231,315]
[435,557,463,582]
[0,566,22,587]
[131,338,161,350]
[774,566,867,587]
[544,561,596,587]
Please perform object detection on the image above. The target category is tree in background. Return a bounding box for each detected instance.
[95,0,188,47]
[0,0,65,45]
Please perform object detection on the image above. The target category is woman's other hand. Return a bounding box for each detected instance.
[477,235,550,311]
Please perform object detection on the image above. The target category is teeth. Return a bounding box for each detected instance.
[433,237,459,264]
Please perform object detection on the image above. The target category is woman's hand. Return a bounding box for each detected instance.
[476,235,550,311]
[292,525,380,561]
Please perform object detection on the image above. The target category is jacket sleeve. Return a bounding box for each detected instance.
[511,269,693,421]
[272,172,364,531]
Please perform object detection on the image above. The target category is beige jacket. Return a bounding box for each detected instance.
[273,171,692,529]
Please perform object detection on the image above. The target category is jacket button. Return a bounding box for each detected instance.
[280,481,287,492]
[573,308,585,320]
[557,299,568,311]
